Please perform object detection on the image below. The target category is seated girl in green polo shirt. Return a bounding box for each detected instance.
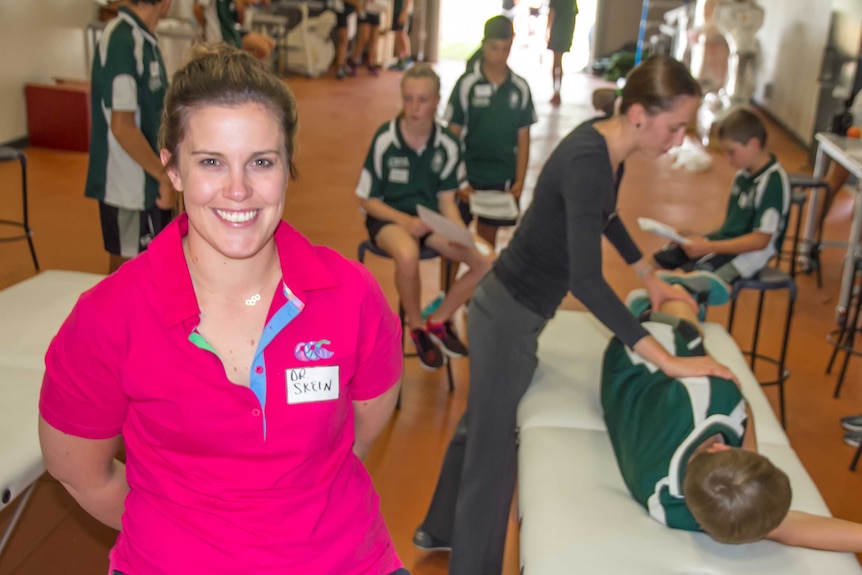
[603,280,862,550]
[356,64,496,371]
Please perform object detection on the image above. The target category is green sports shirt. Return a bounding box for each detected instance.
[85,7,168,210]
[444,61,536,187]
[601,320,747,531]
[708,154,790,278]
[356,118,464,216]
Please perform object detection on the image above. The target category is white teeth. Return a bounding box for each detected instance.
[215,209,258,223]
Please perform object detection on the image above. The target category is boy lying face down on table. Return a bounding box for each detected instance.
[603,276,862,550]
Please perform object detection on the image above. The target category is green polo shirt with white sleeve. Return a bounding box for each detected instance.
[85,6,168,211]
[601,318,748,531]
[707,154,790,278]
[444,60,536,187]
[356,118,464,216]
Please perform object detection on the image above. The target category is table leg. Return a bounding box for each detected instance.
[800,145,827,256]
[837,181,862,318]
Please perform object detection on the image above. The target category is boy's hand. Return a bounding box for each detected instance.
[406,216,431,239]
[509,182,523,201]
[456,186,475,203]
[682,237,711,258]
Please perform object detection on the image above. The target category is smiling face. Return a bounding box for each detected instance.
[162,102,288,261]
[631,95,700,157]
[401,77,439,128]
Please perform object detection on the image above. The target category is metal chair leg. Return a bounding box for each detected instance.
[0,482,37,558]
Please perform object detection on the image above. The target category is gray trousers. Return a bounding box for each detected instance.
[420,271,548,575]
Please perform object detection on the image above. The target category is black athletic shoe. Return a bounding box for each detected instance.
[413,527,452,551]
[842,414,862,433]
[844,430,862,448]
[427,319,469,358]
[411,328,444,370]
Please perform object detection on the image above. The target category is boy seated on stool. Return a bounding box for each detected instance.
[603,280,862,550]
[356,64,495,371]
[654,108,790,289]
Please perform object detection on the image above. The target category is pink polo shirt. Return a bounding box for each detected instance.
[40,215,404,574]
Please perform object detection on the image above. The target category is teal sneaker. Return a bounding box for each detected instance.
[421,293,445,320]
[625,289,651,319]
[656,270,730,306]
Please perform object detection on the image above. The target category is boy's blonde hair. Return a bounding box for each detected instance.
[717,108,768,147]
[401,63,441,96]
[684,448,791,544]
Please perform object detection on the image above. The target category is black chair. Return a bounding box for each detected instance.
[787,173,829,288]
[357,240,455,407]
[0,147,38,270]
[827,256,862,400]
[726,190,807,428]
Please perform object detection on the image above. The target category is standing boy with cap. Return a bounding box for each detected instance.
[444,15,536,250]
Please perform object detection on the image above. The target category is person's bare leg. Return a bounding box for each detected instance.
[425,234,495,322]
[375,225,423,329]
[658,286,702,332]
[551,51,563,104]
[477,222,499,249]
[352,23,369,65]
[366,24,380,70]
[335,27,349,70]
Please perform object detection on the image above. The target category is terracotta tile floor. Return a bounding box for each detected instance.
[1,46,861,574]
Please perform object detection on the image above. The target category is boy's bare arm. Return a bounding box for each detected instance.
[741,402,758,452]
[511,127,530,200]
[682,231,770,259]
[767,510,862,552]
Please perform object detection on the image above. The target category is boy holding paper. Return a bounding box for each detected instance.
[653,108,790,286]
[446,15,536,248]
[356,64,496,371]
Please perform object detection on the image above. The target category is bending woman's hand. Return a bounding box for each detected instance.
[643,273,698,314]
[661,354,737,383]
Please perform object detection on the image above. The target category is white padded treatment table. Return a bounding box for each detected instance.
[517,311,862,574]
[0,271,104,554]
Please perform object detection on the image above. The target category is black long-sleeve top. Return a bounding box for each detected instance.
[494,120,649,348]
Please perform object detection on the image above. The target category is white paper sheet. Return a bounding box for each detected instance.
[417,205,476,249]
[637,217,691,244]
[469,191,519,220]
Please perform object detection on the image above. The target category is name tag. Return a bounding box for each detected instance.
[389,167,409,184]
[286,366,339,404]
[475,84,493,97]
[472,97,490,108]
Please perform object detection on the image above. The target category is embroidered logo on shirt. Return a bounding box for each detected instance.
[431,150,444,173]
[509,91,519,109]
[295,340,334,361]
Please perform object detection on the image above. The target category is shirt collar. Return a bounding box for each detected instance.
[394,117,437,155]
[147,213,337,327]
[743,153,777,181]
[475,60,512,87]
[118,6,159,45]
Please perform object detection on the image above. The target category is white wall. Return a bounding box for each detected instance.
[0,0,95,143]
[751,0,861,144]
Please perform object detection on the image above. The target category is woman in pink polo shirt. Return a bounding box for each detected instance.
[39,44,407,575]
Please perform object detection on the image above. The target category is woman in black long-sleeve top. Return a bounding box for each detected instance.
[415,55,738,575]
